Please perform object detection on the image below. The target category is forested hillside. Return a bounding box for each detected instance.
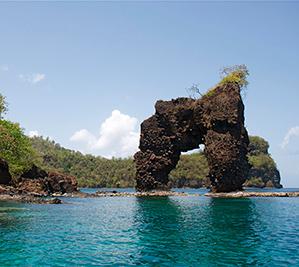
[30,135,282,188]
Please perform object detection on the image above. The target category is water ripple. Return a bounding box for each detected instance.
[0,191,299,266]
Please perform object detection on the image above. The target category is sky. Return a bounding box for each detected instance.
[0,1,298,187]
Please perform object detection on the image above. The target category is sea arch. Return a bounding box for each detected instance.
[134,82,250,193]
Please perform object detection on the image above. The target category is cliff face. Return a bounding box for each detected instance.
[134,82,250,192]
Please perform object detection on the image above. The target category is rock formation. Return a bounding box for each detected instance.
[18,164,78,195]
[46,171,78,194]
[134,82,250,192]
[0,158,12,185]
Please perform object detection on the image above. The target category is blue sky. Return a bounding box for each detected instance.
[0,1,298,186]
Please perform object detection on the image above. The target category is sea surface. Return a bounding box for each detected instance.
[1,188,299,266]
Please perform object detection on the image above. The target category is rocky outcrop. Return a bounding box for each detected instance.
[21,164,48,180]
[47,172,78,194]
[247,164,282,189]
[243,169,282,188]
[17,165,78,195]
[134,82,250,192]
[0,159,12,185]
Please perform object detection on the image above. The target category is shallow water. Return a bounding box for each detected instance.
[1,188,299,266]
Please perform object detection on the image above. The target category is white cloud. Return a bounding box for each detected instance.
[70,129,96,149]
[19,73,46,84]
[70,110,140,158]
[0,65,9,71]
[281,126,299,149]
[28,130,40,138]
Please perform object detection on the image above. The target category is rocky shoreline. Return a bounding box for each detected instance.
[52,190,196,198]
[47,190,299,199]
[0,194,62,204]
[1,189,299,204]
[0,162,79,204]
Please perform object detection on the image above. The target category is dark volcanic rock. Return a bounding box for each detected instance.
[21,164,48,180]
[18,165,78,195]
[18,179,49,196]
[134,82,250,192]
[0,159,12,185]
[46,172,78,194]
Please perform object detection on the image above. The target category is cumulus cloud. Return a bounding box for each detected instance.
[19,73,46,84]
[70,129,96,149]
[281,126,299,149]
[70,110,140,158]
[28,130,40,138]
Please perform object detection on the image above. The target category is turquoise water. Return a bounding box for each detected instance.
[1,189,299,266]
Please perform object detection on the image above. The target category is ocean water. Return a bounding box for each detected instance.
[1,188,299,266]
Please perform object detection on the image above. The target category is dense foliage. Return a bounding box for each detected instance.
[31,137,136,188]
[245,136,281,188]
[0,120,38,176]
[169,152,209,188]
[248,136,270,156]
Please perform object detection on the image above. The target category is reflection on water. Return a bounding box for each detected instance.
[134,197,261,266]
[134,197,184,265]
[203,198,260,266]
[0,194,299,266]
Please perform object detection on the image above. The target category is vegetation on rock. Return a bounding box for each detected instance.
[219,64,249,90]
[203,64,249,98]
[246,136,282,188]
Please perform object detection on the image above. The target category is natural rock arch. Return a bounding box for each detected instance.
[134,82,250,192]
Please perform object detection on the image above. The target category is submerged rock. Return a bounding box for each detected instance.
[134,82,250,192]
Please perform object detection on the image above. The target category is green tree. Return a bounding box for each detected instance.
[220,64,249,90]
[0,120,38,176]
[248,154,276,171]
[203,64,249,98]
[248,136,269,156]
[0,93,8,119]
